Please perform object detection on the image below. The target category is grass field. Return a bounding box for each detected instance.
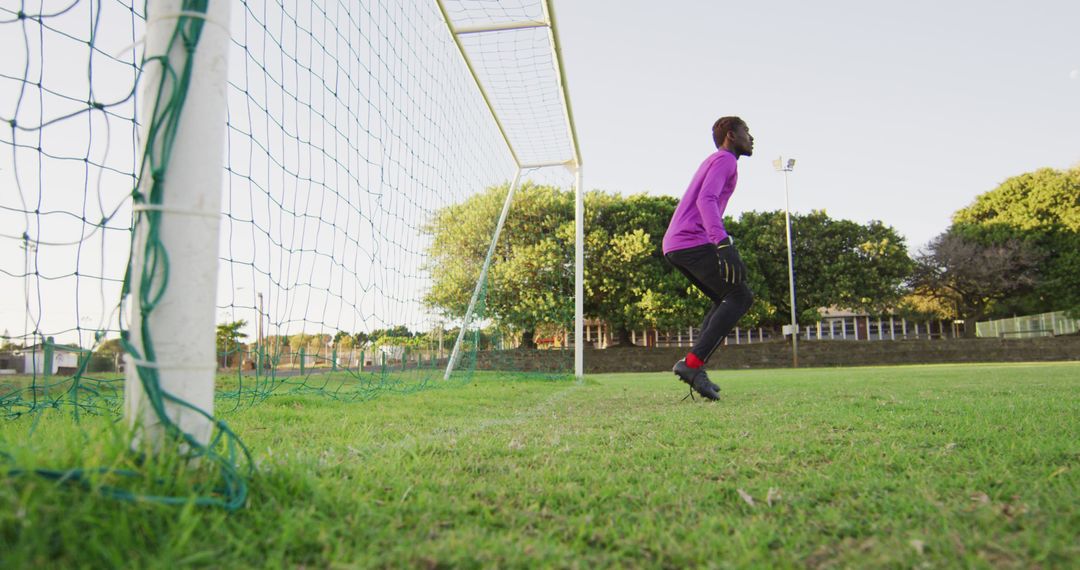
[2,362,1078,568]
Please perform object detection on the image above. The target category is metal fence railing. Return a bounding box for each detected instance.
[976,311,1080,338]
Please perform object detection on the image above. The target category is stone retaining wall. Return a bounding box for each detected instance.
[474,337,1080,374]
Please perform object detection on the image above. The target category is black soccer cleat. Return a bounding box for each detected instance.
[672,359,720,401]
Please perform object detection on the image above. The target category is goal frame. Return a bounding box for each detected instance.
[435,0,584,380]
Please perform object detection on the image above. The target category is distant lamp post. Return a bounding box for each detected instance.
[238,288,266,370]
[256,292,265,370]
[773,156,799,368]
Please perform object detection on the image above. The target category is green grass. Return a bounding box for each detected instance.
[2,362,1078,568]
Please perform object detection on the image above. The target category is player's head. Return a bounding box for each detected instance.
[712,116,753,157]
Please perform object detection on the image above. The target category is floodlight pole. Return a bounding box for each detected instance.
[774,157,799,368]
[256,292,264,370]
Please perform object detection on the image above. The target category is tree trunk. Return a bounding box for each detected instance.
[967,319,984,338]
[605,325,636,348]
[962,316,980,338]
[962,301,985,338]
[520,330,537,349]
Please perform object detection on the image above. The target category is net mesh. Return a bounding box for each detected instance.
[215,0,517,405]
[0,0,141,418]
[2,0,579,507]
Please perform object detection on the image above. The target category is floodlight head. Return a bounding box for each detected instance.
[773,157,796,172]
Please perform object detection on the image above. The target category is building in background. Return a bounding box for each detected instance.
[0,342,88,375]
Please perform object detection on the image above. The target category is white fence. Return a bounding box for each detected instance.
[976,311,1079,339]
[582,316,961,348]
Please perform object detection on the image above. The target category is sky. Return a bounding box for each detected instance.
[3,0,1078,346]
[553,0,1080,251]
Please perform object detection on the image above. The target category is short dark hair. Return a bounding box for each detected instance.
[712,116,746,149]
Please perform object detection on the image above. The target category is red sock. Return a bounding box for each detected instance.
[686,353,704,368]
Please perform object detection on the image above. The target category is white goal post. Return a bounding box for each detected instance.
[124,0,232,449]
[436,0,584,380]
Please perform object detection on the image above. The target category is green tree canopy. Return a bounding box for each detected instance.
[287,333,330,354]
[425,185,914,343]
[216,320,248,367]
[92,338,124,355]
[0,329,19,351]
[424,182,573,348]
[333,331,356,349]
[368,326,414,342]
[950,167,1080,316]
[953,167,1080,233]
[216,321,248,351]
[730,210,913,326]
[87,337,125,372]
[585,192,701,344]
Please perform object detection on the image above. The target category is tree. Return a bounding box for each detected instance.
[216,320,248,368]
[952,167,1080,233]
[425,185,915,345]
[333,331,356,349]
[288,333,331,355]
[729,210,914,326]
[368,326,413,344]
[951,167,1080,316]
[425,182,574,348]
[264,335,289,357]
[584,192,670,345]
[436,326,499,351]
[88,338,124,372]
[428,187,706,348]
[896,292,956,321]
[910,229,1043,337]
[0,329,18,352]
[584,225,651,344]
[288,334,315,354]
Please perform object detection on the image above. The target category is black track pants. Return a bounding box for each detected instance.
[664,240,754,364]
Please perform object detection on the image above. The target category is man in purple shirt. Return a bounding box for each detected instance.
[662,116,755,401]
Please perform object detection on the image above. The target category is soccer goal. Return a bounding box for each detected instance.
[1,0,581,504]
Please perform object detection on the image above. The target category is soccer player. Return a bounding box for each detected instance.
[661,116,755,401]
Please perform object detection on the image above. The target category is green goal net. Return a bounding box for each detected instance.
[1,0,581,509]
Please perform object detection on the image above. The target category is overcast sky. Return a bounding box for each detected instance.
[4,0,1078,345]
[554,0,1080,250]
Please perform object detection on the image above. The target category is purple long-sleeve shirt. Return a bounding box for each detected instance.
[662,149,739,254]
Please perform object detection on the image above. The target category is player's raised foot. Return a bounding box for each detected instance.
[672,359,720,401]
[673,359,721,392]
